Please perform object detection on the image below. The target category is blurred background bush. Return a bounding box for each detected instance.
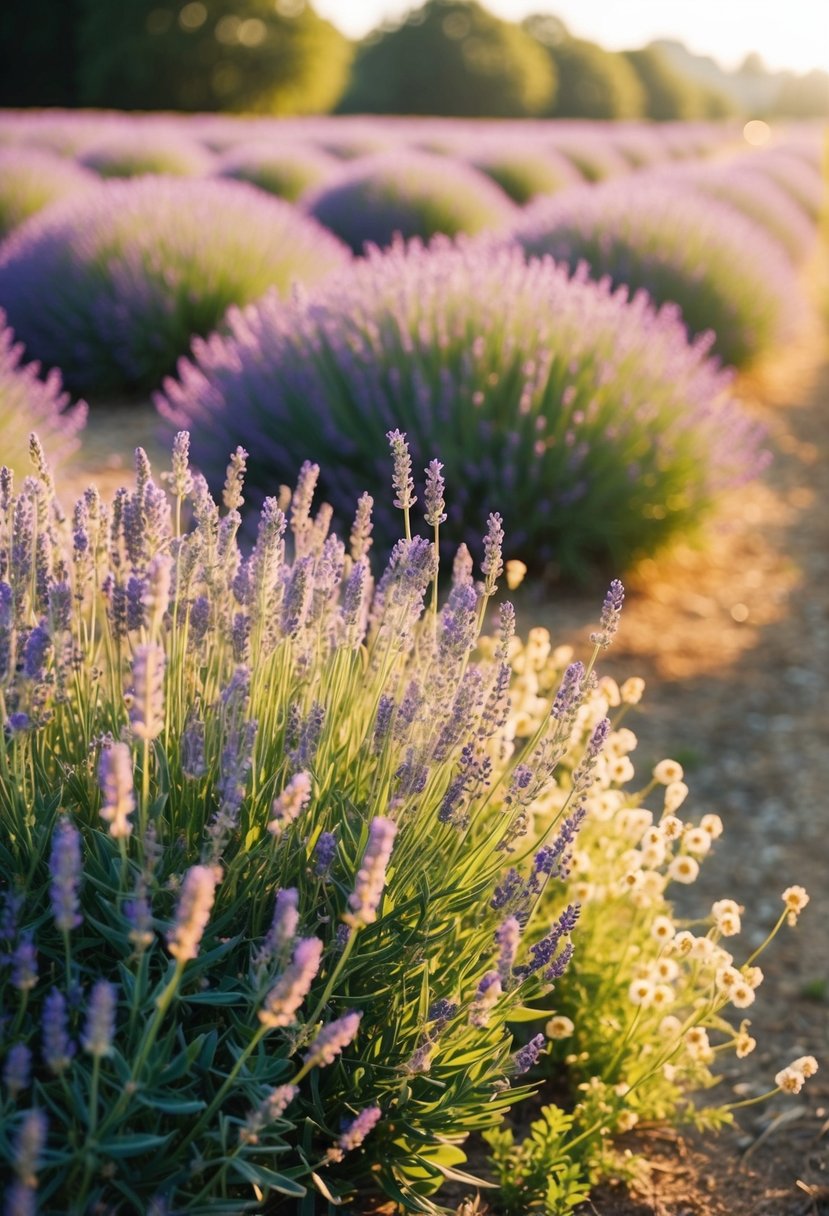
[1,0,827,120]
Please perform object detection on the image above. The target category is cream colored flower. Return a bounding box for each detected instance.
[671,930,695,956]
[617,808,653,838]
[792,1055,819,1078]
[700,813,724,838]
[663,781,689,815]
[653,759,684,785]
[617,1110,639,1133]
[743,965,764,990]
[598,677,621,707]
[608,726,637,755]
[650,915,675,943]
[735,1022,756,1059]
[685,1026,713,1062]
[546,1015,575,1040]
[525,627,552,670]
[775,1066,805,1094]
[668,855,699,885]
[505,559,527,591]
[651,958,679,983]
[782,886,810,926]
[660,814,684,841]
[715,965,741,992]
[641,841,667,869]
[659,1015,683,1038]
[682,827,712,858]
[620,677,645,705]
[608,755,635,784]
[651,984,675,1009]
[628,978,655,1006]
[729,982,756,1009]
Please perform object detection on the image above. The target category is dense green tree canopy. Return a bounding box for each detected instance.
[523,21,646,119]
[77,0,352,113]
[339,0,556,118]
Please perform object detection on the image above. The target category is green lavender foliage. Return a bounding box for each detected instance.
[0,435,601,1214]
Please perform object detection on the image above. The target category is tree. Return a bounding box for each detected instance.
[339,0,556,118]
[774,69,829,118]
[77,0,352,113]
[523,23,645,119]
[624,46,705,120]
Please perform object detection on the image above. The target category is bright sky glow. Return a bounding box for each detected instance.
[316,0,829,75]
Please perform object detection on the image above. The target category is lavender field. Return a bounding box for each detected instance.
[0,104,826,1216]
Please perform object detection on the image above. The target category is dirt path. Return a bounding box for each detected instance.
[59,263,829,1215]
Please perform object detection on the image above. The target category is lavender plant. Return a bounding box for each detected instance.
[466,146,581,205]
[303,152,517,253]
[0,311,86,476]
[511,177,801,368]
[158,238,767,577]
[0,149,95,241]
[77,130,213,179]
[216,142,340,202]
[0,431,615,1213]
[747,148,826,222]
[0,177,349,396]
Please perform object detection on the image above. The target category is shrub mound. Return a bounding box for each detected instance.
[0,309,86,474]
[511,179,800,368]
[468,145,581,203]
[0,176,349,395]
[0,148,95,240]
[77,129,213,178]
[304,152,516,252]
[748,148,826,221]
[158,238,767,575]
[216,141,339,201]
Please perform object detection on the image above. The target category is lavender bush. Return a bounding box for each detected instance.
[0,433,610,1213]
[467,145,581,204]
[0,149,95,241]
[77,130,213,178]
[0,177,349,395]
[0,311,86,476]
[511,178,801,368]
[747,148,826,222]
[304,152,516,252]
[216,141,340,202]
[665,164,817,262]
[158,238,767,577]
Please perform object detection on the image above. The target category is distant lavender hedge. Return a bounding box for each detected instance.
[158,238,767,576]
[467,145,581,204]
[0,149,95,240]
[216,141,339,202]
[511,179,800,368]
[304,152,516,253]
[747,149,825,222]
[0,177,349,395]
[0,310,86,475]
[77,129,213,178]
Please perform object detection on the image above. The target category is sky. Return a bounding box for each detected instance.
[314,0,829,75]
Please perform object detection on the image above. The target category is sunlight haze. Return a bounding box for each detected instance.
[316,0,829,75]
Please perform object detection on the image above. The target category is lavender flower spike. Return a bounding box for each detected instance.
[590,579,625,649]
[343,816,397,928]
[167,864,219,962]
[42,987,75,1074]
[387,429,416,512]
[11,1108,47,1188]
[129,643,166,741]
[337,1105,382,1154]
[268,770,312,835]
[259,936,324,1029]
[303,1010,362,1069]
[98,741,135,840]
[4,1043,32,1096]
[82,980,117,1057]
[424,459,447,527]
[495,915,521,987]
[512,1032,546,1075]
[49,818,82,932]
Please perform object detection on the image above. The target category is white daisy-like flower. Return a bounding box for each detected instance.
[650,915,675,943]
[682,827,712,857]
[668,855,699,885]
[620,677,645,705]
[663,781,689,815]
[653,759,684,785]
[628,978,655,1007]
[546,1015,575,1040]
[700,813,724,838]
[781,885,810,926]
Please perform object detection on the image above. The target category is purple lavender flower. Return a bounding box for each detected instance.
[10,1107,47,1188]
[344,817,397,928]
[3,1043,31,1096]
[423,459,447,527]
[514,904,580,980]
[21,624,50,681]
[10,936,37,992]
[255,888,299,969]
[469,970,502,1028]
[551,662,585,722]
[268,771,313,835]
[129,643,166,741]
[259,936,323,1029]
[302,1010,362,1068]
[98,741,135,840]
[336,1105,382,1154]
[314,831,338,878]
[49,819,82,933]
[82,980,117,1057]
[349,492,374,561]
[495,916,520,987]
[167,865,219,963]
[387,429,416,514]
[41,988,75,1074]
[512,1032,546,1075]
[481,512,504,585]
[590,579,625,649]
